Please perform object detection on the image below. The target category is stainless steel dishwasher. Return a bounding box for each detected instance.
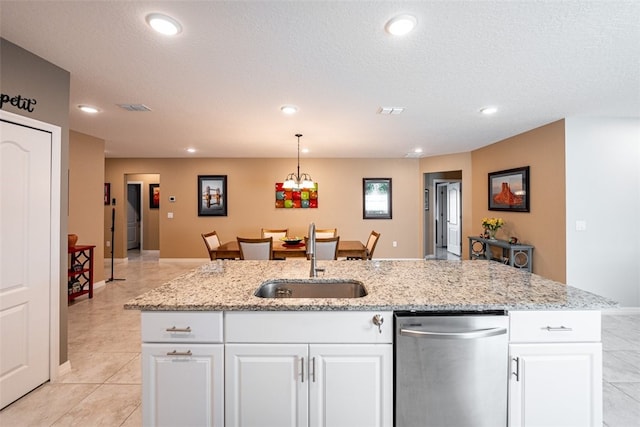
[394,311,509,427]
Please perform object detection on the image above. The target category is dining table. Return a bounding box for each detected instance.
[211,240,367,260]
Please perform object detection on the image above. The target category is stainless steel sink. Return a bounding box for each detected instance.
[255,279,367,298]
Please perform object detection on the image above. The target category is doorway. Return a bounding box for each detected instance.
[424,171,462,259]
[127,182,142,251]
[121,173,160,257]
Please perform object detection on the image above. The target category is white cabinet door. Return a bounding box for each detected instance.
[509,343,602,427]
[225,344,308,427]
[309,344,392,427]
[142,343,224,427]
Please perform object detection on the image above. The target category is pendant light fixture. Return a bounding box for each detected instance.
[283,134,314,190]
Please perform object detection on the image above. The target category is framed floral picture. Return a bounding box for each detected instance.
[198,175,227,216]
[488,166,529,212]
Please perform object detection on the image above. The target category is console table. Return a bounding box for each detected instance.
[468,236,534,272]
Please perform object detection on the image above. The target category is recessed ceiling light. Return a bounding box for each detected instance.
[146,13,182,36]
[480,106,498,115]
[414,148,423,153]
[280,105,298,115]
[186,148,196,153]
[385,14,417,36]
[78,105,99,114]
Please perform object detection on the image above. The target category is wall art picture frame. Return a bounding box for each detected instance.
[488,166,530,212]
[149,183,160,209]
[363,178,392,219]
[424,188,429,211]
[198,175,228,216]
[274,182,318,208]
[104,183,111,205]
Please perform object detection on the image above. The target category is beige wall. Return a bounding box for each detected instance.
[69,131,105,283]
[418,121,566,282]
[105,158,423,259]
[1,38,71,363]
[471,120,566,282]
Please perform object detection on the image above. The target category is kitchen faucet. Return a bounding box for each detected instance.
[307,222,324,277]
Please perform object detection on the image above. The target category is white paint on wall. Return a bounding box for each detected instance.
[565,117,640,307]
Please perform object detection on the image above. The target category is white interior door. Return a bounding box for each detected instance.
[0,119,52,408]
[446,182,461,256]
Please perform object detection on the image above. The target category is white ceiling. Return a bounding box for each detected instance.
[1,1,639,158]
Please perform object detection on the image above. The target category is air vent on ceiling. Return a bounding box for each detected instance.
[117,104,152,112]
[405,152,424,158]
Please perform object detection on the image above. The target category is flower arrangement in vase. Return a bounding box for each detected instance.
[481,217,504,240]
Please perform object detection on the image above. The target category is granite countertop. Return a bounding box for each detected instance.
[124,259,616,312]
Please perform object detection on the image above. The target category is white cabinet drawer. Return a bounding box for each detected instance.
[142,311,223,343]
[225,311,393,343]
[509,310,601,343]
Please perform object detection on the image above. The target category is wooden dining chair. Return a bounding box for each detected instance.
[306,236,340,260]
[201,231,221,261]
[347,230,380,260]
[315,228,337,238]
[261,228,288,240]
[364,230,381,260]
[237,237,273,260]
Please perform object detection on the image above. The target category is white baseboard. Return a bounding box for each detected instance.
[56,360,72,379]
[93,280,106,290]
[159,258,208,263]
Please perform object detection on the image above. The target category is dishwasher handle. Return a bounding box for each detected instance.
[399,326,507,340]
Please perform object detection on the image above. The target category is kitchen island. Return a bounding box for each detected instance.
[125,259,615,427]
[125,259,614,312]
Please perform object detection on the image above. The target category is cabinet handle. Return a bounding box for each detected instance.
[166,326,192,333]
[372,314,384,334]
[300,357,305,383]
[542,326,573,332]
[512,357,520,382]
[400,326,507,340]
[166,350,192,356]
[311,357,316,383]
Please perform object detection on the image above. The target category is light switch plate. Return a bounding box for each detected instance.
[575,220,587,231]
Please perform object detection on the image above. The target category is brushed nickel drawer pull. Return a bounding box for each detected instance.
[543,326,573,332]
[166,326,192,333]
[166,350,192,356]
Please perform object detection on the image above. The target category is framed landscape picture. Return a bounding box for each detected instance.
[488,166,529,212]
[363,178,392,219]
[198,175,228,216]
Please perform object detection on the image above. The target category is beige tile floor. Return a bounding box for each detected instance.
[1,251,639,426]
